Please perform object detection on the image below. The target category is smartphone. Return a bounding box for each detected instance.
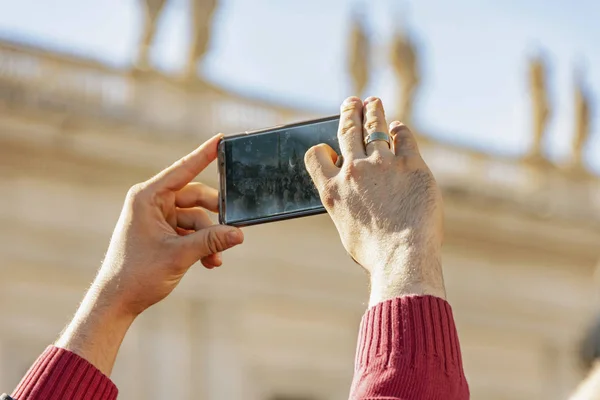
[218,115,341,227]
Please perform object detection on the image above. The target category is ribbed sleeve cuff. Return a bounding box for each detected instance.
[12,346,118,400]
[350,295,469,399]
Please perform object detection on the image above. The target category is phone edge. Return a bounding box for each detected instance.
[224,114,340,142]
[217,139,227,225]
[226,207,328,227]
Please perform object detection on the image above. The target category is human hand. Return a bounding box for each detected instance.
[305,97,445,305]
[56,135,244,376]
[95,133,244,317]
[56,134,244,376]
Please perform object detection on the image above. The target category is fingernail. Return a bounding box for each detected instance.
[390,121,404,128]
[227,230,242,245]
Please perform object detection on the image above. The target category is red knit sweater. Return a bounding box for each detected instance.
[11,295,469,399]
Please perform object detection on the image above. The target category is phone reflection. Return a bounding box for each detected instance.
[225,119,340,223]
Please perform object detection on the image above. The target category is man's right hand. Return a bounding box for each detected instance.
[305,96,446,306]
[55,134,244,376]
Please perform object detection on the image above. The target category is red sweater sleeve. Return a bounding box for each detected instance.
[11,296,466,400]
[11,346,118,400]
[350,295,469,399]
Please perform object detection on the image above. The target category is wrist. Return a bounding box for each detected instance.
[368,245,446,307]
[55,283,136,376]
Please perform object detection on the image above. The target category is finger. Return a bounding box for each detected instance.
[389,121,420,157]
[337,96,365,159]
[176,182,219,212]
[201,253,222,269]
[178,228,226,271]
[176,227,194,236]
[363,97,391,156]
[305,143,339,190]
[148,133,224,191]
[177,207,213,231]
[177,208,223,265]
[184,225,244,261]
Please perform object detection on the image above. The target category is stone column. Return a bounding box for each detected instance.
[150,298,194,399]
[116,297,194,399]
[192,300,250,400]
[112,321,144,399]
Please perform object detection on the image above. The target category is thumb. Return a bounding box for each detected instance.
[304,143,339,190]
[184,225,244,260]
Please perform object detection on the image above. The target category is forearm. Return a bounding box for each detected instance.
[10,284,127,400]
[55,282,135,377]
[369,243,446,307]
[351,247,468,399]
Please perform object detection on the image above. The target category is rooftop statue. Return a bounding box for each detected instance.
[136,0,167,69]
[390,29,419,125]
[525,53,552,165]
[569,67,593,173]
[348,13,369,96]
[184,0,218,79]
[136,0,217,79]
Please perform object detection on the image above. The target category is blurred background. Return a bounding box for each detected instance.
[0,0,599,399]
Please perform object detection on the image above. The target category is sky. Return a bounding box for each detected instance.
[0,0,598,170]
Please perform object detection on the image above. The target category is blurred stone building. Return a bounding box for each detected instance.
[1,2,600,399]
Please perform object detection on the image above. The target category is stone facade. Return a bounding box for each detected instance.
[1,35,600,400]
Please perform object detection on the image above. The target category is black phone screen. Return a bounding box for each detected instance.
[221,117,340,226]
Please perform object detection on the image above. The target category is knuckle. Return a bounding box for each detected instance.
[340,98,362,114]
[207,230,226,253]
[369,152,387,166]
[392,125,419,154]
[304,145,319,167]
[366,97,383,108]
[394,133,418,152]
[338,119,359,137]
[304,147,327,179]
[127,183,149,203]
[364,120,381,132]
[190,181,205,190]
[127,183,144,196]
[341,160,363,180]
[321,181,338,209]
[322,193,335,209]
[390,123,412,137]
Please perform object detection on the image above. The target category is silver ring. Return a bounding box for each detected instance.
[364,131,391,148]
